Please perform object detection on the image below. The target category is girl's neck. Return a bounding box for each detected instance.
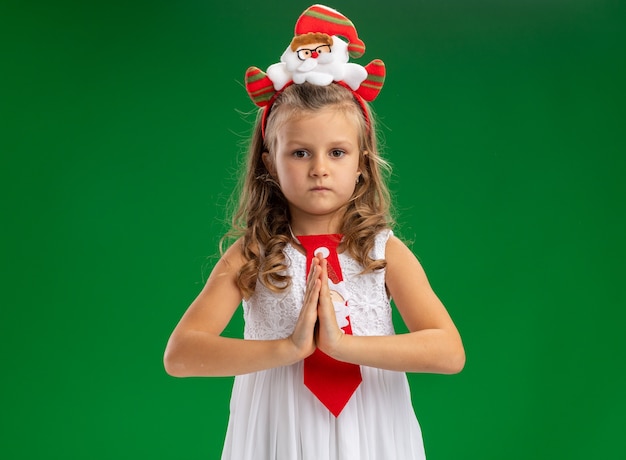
[288,204,350,235]
[289,216,343,236]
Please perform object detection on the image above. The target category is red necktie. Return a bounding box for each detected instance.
[297,234,362,417]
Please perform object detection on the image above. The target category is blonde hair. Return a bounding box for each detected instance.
[225,83,393,298]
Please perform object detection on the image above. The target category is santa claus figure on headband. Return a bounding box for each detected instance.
[267,32,367,91]
[245,4,386,107]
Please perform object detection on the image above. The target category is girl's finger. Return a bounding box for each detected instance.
[319,257,329,292]
[303,263,319,300]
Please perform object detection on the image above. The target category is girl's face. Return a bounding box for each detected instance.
[263,107,362,234]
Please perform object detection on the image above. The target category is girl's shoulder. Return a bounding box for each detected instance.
[384,232,425,273]
[219,237,250,272]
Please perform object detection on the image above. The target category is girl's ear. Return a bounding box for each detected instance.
[357,150,368,177]
[261,151,276,177]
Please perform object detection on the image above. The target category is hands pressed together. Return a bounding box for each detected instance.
[289,253,345,361]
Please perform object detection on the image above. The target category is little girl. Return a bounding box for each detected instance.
[164,5,464,459]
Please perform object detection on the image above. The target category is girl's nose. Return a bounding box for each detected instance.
[310,156,328,176]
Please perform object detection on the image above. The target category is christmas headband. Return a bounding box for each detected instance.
[244,4,386,138]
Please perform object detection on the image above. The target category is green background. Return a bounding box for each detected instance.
[2,0,624,458]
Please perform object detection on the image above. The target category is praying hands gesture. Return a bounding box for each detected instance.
[288,253,345,360]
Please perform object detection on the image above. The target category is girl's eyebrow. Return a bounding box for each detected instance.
[283,139,356,149]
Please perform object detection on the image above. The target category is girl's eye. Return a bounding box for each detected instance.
[293,150,309,158]
[330,149,346,158]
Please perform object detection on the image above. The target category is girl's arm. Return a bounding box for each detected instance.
[163,239,320,377]
[316,235,465,374]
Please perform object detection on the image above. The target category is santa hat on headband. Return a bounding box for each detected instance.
[294,4,366,59]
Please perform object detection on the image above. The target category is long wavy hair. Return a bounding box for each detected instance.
[224,83,393,298]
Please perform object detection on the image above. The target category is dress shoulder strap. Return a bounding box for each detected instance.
[371,229,393,260]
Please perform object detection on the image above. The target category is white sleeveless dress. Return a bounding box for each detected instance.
[221,230,426,459]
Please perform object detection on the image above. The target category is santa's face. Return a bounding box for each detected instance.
[283,41,336,72]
